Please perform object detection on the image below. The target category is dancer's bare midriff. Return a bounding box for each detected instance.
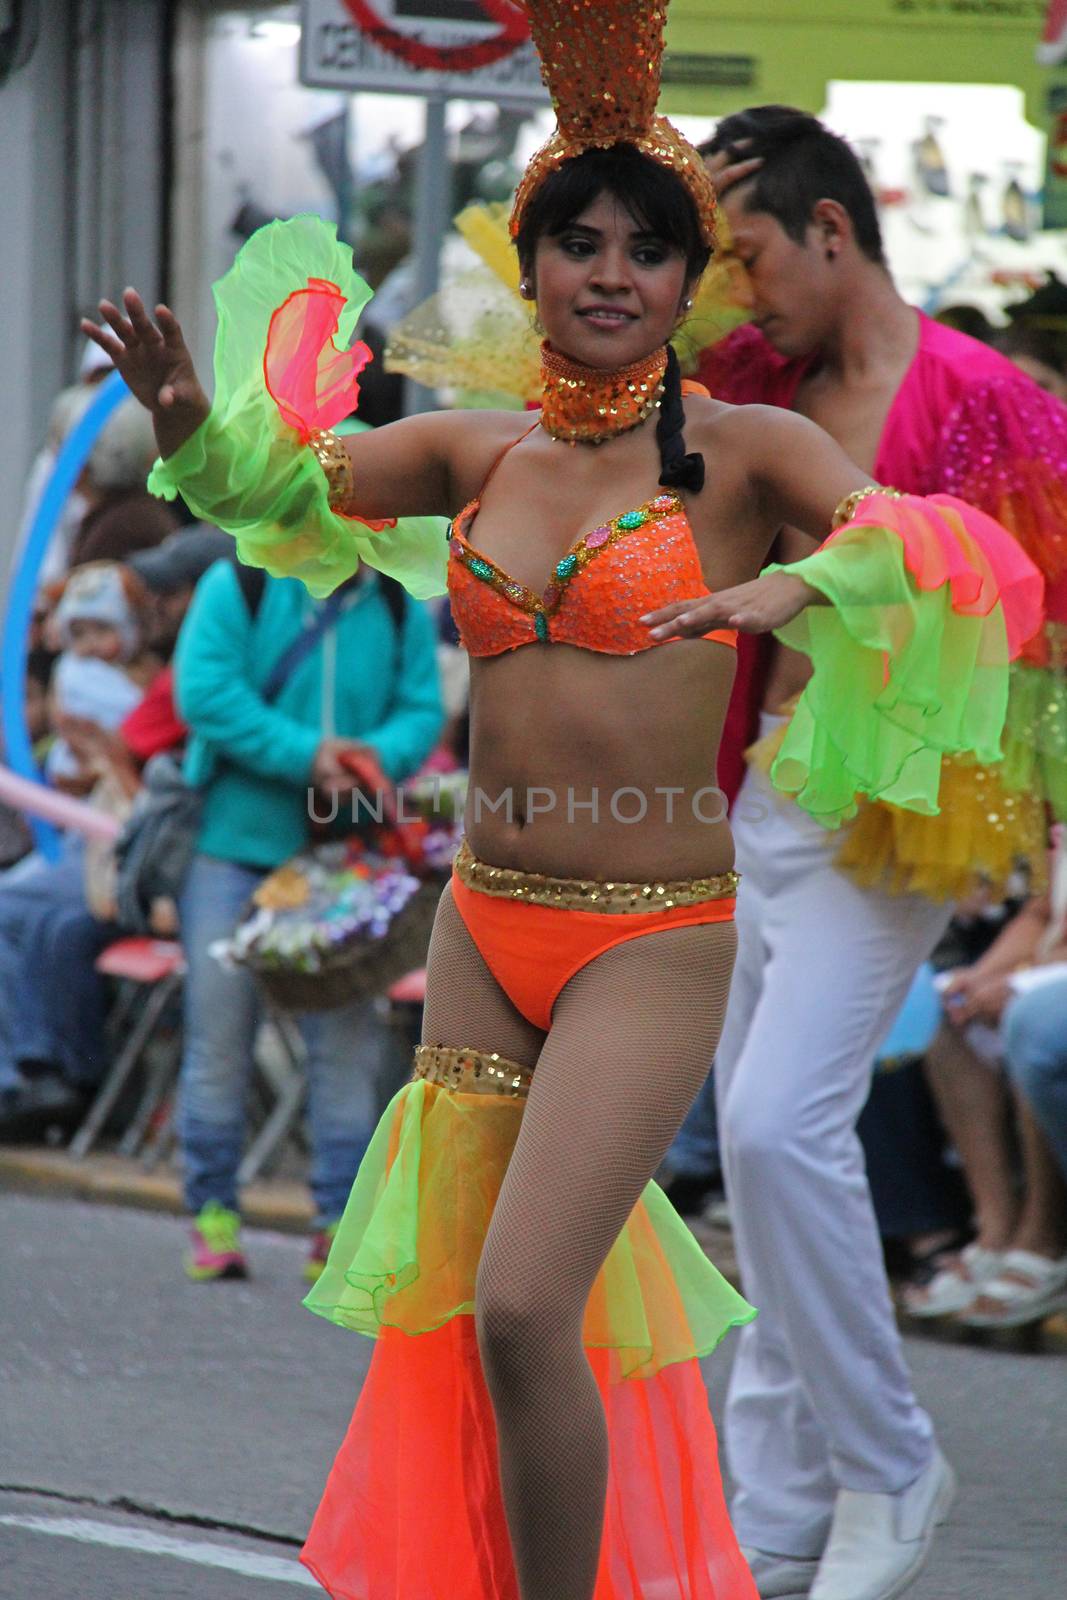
[466,637,737,881]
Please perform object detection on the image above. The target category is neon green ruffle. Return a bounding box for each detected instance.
[1001,659,1067,822]
[148,215,448,600]
[303,1076,754,1382]
[766,522,1011,827]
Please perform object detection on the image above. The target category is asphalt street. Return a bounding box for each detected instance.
[1,1193,1063,1598]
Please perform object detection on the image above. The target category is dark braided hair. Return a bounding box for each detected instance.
[515,144,710,495]
[657,345,705,493]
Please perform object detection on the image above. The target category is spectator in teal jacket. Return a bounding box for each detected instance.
[174,555,444,1283]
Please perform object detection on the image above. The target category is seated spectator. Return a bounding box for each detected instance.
[994,324,1067,402]
[1003,974,1067,1191]
[0,652,54,871]
[933,303,995,343]
[0,534,226,1142]
[24,648,56,762]
[12,340,112,589]
[904,859,1067,1327]
[171,555,442,1284]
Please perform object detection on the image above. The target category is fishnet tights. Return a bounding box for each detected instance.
[423,886,737,1600]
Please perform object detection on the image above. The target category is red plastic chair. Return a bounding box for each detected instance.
[69,938,186,1159]
[386,968,427,1006]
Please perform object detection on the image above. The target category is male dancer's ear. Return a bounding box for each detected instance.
[812,199,848,263]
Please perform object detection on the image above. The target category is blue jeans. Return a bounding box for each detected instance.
[0,844,113,1091]
[666,1065,720,1179]
[1002,977,1067,1184]
[178,853,385,1226]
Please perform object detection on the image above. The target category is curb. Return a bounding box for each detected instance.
[0,1146,313,1233]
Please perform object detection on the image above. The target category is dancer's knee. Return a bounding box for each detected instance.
[475,1257,573,1395]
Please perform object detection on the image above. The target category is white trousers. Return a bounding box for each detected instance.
[717,761,953,1559]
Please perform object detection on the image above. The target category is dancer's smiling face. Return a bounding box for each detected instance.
[529,192,692,369]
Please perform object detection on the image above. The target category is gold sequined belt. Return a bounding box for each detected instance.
[413,1044,533,1098]
[453,839,739,914]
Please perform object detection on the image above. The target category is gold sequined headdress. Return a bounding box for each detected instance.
[509,0,717,251]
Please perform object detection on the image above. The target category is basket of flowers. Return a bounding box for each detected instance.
[221,784,465,1010]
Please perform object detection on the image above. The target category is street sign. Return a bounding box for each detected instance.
[299,0,549,106]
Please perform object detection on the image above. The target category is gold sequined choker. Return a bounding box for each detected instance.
[539,343,668,446]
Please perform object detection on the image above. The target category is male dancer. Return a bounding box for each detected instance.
[695,106,1067,1600]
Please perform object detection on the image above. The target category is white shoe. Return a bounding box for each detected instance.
[902,1243,1003,1319]
[958,1249,1067,1328]
[809,1449,956,1600]
[741,1545,820,1599]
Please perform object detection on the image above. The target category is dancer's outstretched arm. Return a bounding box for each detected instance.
[84,263,463,600]
[643,403,1044,826]
[82,290,456,523]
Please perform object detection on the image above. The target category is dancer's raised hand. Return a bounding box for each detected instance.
[81,289,210,457]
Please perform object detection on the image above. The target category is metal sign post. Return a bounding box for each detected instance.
[300,0,546,414]
[406,95,450,413]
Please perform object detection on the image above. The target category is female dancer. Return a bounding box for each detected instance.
[83,6,1039,1596]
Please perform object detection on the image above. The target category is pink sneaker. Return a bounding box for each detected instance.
[184,1202,249,1281]
[304,1222,339,1284]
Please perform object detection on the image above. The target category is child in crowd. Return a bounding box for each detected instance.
[45,562,150,788]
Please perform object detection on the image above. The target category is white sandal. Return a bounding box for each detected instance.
[902,1243,1004,1319]
[960,1249,1067,1328]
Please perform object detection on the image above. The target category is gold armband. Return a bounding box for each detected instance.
[308,428,355,512]
[831,484,904,530]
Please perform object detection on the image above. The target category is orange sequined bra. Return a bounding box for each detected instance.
[448,428,738,658]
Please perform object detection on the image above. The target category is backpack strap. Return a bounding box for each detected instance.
[231,557,267,620]
[234,560,407,704]
[379,574,407,633]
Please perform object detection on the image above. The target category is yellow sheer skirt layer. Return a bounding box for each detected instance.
[746,704,1049,900]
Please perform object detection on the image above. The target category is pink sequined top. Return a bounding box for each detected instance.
[448,489,738,657]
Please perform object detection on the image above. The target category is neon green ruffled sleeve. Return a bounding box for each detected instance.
[147,215,448,601]
[761,493,1043,828]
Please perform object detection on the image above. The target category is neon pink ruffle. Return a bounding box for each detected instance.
[264,277,373,442]
[828,490,1044,658]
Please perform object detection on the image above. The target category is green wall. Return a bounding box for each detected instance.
[661,1,1065,122]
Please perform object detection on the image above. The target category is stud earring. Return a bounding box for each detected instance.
[519,278,532,298]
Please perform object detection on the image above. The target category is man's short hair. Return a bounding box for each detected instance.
[704,106,886,266]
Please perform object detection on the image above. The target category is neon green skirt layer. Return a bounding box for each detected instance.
[303,1071,754,1382]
